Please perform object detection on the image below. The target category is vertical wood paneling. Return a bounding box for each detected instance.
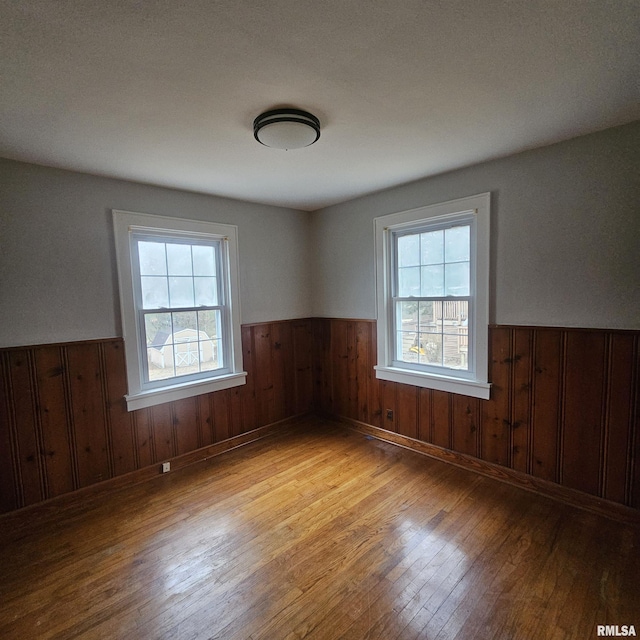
[346,322,358,421]
[7,351,43,505]
[0,353,20,511]
[254,325,274,427]
[482,327,511,465]
[197,394,214,447]
[151,403,174,463]
[271,322,289,423]
[512,329,533,474]
[34,346,75,499]
[229,385,243,437]
[531,330,563,483]
[418,389,432,443]
[102,341,136,476]
[240,325,257,433]
[173,397,199,455]
[452,394,479,458]
[66,344,110,488]
[432,390,451,449]
[381,380,397,432]
[133,409,153,469]
[331,321,349,419]
[562,332,606,496]
[355,322,370,424]
[212,390,230,442]
[397,384,418,439]
[318,319,639,511]
[368,326,383,429]
[632,337,640,509]
[603,334,634,504]
[311,319,326,413]
[0,320,637,513]
[293,321,313,415]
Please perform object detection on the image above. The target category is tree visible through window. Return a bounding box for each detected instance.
[133,238,225,383]
[113,210,246,412]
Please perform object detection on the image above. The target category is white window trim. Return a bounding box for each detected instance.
[113,210,246,411]
[374,193,491,400]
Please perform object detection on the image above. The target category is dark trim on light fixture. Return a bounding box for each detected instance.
[253,108,321,149]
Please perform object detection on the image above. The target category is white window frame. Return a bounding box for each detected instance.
[113,210,246,411]
[374,193,491,400]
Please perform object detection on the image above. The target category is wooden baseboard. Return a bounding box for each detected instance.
[0,414,308,520]
[330,414,640,526]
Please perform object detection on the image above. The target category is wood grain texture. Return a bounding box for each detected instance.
[0,417,637,640]
[1,320,637,515]
[316,319,639,511]
[0,320,314,513]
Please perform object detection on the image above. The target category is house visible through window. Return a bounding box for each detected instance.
[134,237,225,384]
[395,224,470,372]
[113,211,246,411]
[374,193,491,400]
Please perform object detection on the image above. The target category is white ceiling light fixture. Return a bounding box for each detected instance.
[253,108,320,150]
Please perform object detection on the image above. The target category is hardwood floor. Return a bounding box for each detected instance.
[0,415,638,639]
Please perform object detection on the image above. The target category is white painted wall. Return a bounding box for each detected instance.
[0,161,313,348]
[2,122,638,349]
[311,122,640,330]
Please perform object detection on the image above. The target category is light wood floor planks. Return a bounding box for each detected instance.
[0,415,638,639]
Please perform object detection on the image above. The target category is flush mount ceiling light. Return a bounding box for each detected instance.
[253,108,320,150]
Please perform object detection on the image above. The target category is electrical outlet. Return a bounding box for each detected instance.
[386,409,393,420]
[162,461,170,473]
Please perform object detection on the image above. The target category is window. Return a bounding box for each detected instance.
[374,193,491,399]
[113,210,246,411]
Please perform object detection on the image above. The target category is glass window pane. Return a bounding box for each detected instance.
[398,267,420,297]
[197,309,220,339]
[445,226,470,263]
[166,243,193,276]
[421,265,444,297]
[445,262,469,296]
[397,234,420,267]
[422,333,442,366]
[444,332,469,370]
[141,276,169,309]
[421,230,443,265]
[442,300,468,322]
[200,338,223,370]
[138,241,167,275]
[168,276,194,308]
[194,277,218,306]
[198,310,223,369]
[144,312,172,347]
[418,301,436,331]
[192,245,216,276]
[398,233,420,267]
[147,348,175,381]
[172,311,197,332]
[398,301,418,331]
[174,339,200,376]
[397,331,419,363]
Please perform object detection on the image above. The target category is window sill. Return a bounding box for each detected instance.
[125,372,247,411]
[374,365,491,400]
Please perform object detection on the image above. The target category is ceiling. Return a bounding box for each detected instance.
[1,1,638,211]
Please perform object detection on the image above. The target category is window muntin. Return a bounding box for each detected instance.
[131,235,228,388]
[113,210,246,411]
[393,219,473,377]
[374,193,490,400]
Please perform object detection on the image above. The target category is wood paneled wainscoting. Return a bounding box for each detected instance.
[0,319,314,513]
[313,319,640,513]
